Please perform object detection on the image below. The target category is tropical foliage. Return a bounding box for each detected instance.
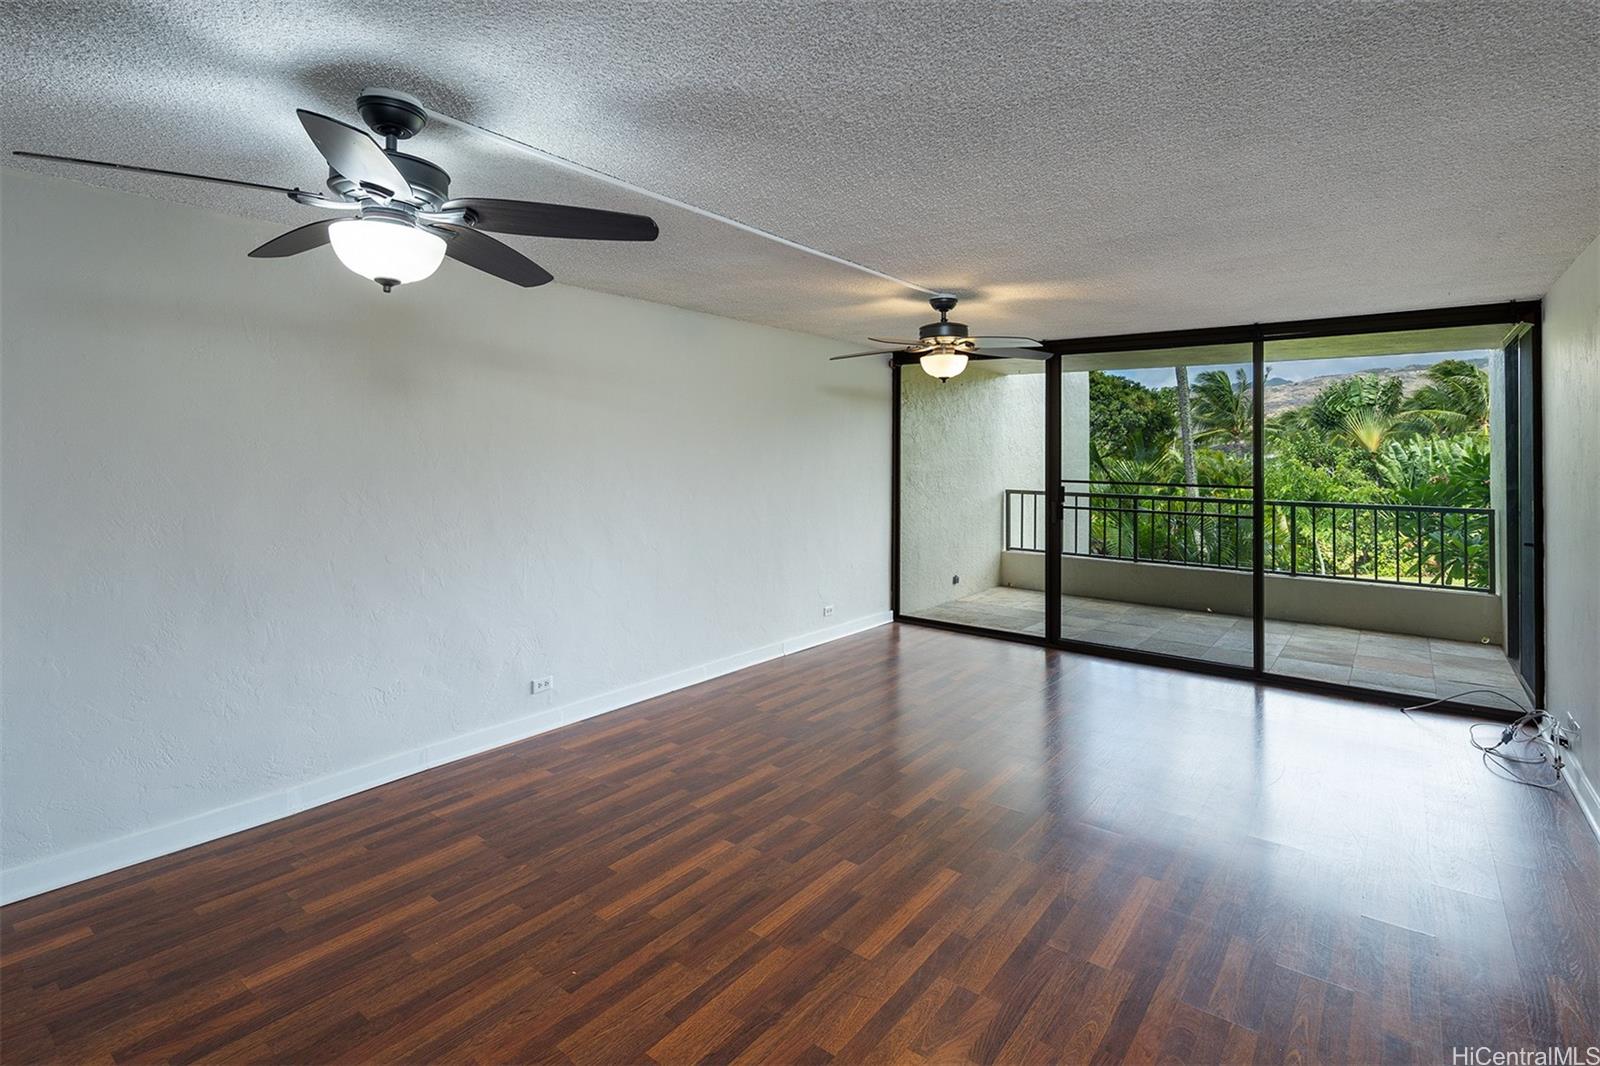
[1191,369,1254,448]
[1087,371,1175,461]
[1081,359,1495,588]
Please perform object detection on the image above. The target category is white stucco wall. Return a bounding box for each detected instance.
[900,366,1043,614]
[898,365,1088,617]
[1541,233,1600,832]
[0,169,891,899]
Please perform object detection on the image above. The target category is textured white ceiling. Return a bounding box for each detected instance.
[3,1,1597,343]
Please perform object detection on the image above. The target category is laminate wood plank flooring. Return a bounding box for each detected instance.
[3,623,1595,1063]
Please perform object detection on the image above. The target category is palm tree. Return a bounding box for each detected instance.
[1091,446,1178,488]
[1340,408,1399,452]
[1173,365,1197,496]
[1308,373,1402,431]
[1191,368,1254,448]
[1402,360,1490,434]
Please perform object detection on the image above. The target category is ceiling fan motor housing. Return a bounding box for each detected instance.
[356,90,428,141]
[326,153,451,208]
[919,295,967,341]
[920,319,969,341]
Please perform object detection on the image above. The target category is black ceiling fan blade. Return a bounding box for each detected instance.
[441,198,659,241]
[247,219,337,258]
[829,349,901,361]
[296,110,413,201]
[13,150,299,195]
[432,224,553,287]
[969,336,1045,346]
[966,347,1051,360]
[867,336,924,347]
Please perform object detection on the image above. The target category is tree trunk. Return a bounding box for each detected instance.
[1174,365,1197,497]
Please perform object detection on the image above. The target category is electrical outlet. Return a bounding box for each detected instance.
[531,676,554,695]
[823,604,835,617]
[1563,712,1581,744]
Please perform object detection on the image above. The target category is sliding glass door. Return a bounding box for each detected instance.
[1056,343,1257,668]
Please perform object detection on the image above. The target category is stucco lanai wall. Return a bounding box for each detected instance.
[898,366,1090,615]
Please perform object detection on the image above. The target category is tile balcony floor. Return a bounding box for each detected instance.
[915,585,1532,711]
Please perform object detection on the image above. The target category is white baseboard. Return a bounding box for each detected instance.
[0,611,892,906]
[1565,750,1600,848]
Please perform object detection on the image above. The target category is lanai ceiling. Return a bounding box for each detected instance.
[3,1,1596,343]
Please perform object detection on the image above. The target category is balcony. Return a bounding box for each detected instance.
[914,481,1528,708]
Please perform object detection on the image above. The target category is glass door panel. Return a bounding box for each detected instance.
[899,356,1046,637]
[1058,343,1256,667]
[1259,324,1531,710]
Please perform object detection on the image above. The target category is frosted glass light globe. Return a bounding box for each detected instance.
[329,218,447,288]
[919,350,969,381]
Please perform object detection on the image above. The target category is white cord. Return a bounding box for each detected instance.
[1465,711,1564,792]
[1400,690,1563,793]
[1468,720,1548,764]
[428,108,948,298]
[1478,748,1561,792]
[1401,687,1531,714]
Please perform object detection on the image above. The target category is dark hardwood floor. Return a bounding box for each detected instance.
[3,623,1597,1064]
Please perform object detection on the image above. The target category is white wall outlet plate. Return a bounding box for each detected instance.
[823,604,834,617]
[531,676,554,695]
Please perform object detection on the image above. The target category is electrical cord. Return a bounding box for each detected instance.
[1468,720,1548,764]
[427,107,947,297]
[1399,690,1564,793]
[1401,687,1533,715]
[1478,749,1562,792]
[1465,709,1564,792]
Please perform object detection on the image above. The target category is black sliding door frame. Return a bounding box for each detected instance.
[1251,332,1266,672]
[1044,355,1063,645]
[1502,320,1545,709]
[892,300,1543,721]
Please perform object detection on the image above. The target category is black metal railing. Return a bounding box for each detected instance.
[1003,482,1495,592]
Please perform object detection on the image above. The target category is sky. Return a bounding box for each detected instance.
[1108,349,1494,389]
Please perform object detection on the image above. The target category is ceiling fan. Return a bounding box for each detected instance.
[13,89,659,292]
[830,297,1048,381]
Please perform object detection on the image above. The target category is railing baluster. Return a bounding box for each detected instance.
[1290,504,1299,575]
[1437,511,1445,585]
[1479,512,1485,589]
[1329,504,1336,576]
[1132,495,1140,562]
[1416,510,1423,584]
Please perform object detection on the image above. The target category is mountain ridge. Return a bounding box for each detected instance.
[1263,357,1488,417]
